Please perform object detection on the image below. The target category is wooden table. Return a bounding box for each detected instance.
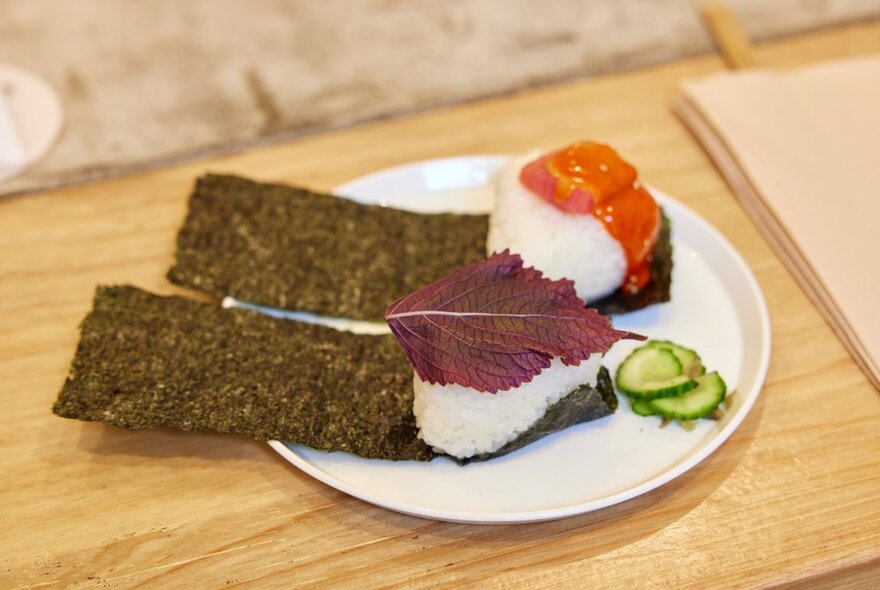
[4,21,880,589]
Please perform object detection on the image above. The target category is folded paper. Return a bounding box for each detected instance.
[676,56,880,391]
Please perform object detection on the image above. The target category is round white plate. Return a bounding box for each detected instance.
[267,155,771,524]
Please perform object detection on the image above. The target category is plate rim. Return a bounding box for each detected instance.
[268,155,771,524]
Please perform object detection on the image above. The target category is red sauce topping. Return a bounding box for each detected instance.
[519,141,660,294]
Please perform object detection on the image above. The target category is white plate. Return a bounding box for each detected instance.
[265,155,771,524]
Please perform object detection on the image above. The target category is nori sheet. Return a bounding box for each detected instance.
[53,286,618,463]
[465,367,616,463]
[589,211,673,315]
[53,285,433,461]
[167,174,488,322]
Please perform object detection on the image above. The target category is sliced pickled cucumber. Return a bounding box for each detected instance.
[644,340,705,378]
[631,399,656,416]
[648,372,727,420]
[615,346,698,400]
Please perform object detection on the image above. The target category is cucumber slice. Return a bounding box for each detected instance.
[631,400,656,416]
[615,346,698,400]
[644,340,705,378]
[648,372,727,420]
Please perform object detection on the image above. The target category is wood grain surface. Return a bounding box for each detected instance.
[3,21,880,589]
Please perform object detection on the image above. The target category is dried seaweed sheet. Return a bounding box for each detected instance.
[466,367,616,463]
[54,286,618,463]
[590,211,673,315]
[53,286,433,461]
[167,174,489,321]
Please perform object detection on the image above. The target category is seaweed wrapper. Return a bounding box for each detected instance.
[590,211,673,315]
[54,286,618,463]
[167,174,488,322]
[54,286,433,461]
[465,367,616,463]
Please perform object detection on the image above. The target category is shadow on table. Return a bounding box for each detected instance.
[39,378,766,577]
[66,423,277,466]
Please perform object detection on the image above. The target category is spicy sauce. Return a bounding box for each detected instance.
[520,141,660,294]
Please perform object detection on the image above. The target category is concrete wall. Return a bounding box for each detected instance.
[1,0,878,195]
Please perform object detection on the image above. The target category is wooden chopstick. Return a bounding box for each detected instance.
[700,2,757,69]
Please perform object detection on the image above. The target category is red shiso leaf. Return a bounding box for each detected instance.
[385,250,644,393]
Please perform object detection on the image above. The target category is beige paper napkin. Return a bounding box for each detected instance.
[675,55,880,392]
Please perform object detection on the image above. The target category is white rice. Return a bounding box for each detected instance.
[486,153,627,302]
[412,354,603,459]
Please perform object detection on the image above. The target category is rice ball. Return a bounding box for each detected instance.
[486,154,626,302]
[412,354,603,459]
